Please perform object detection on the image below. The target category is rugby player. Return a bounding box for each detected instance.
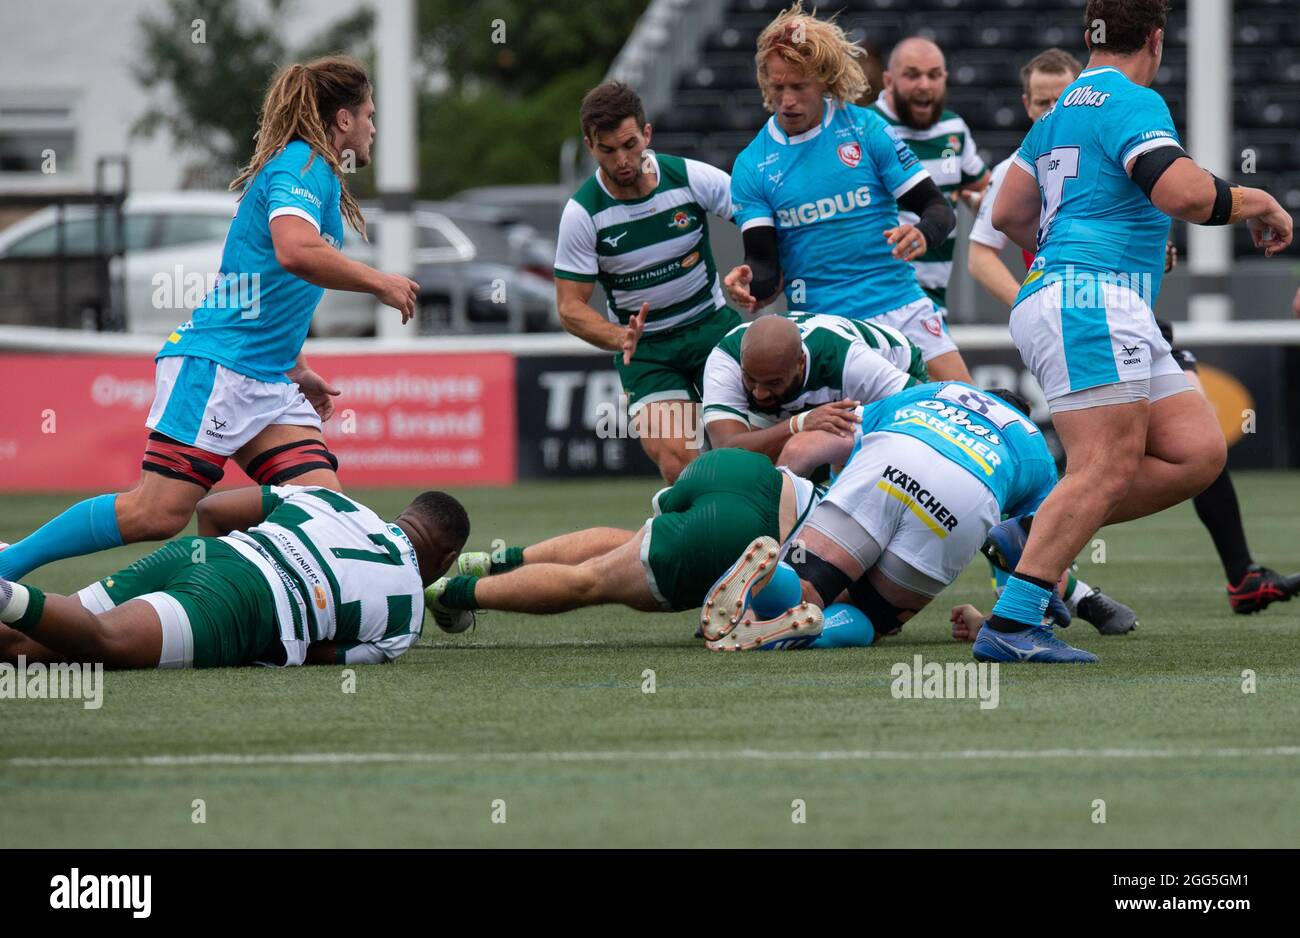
[0,486,468,669]
[967,48,1140,635]
[984,0,1293,652]
[424,448,820,630]
[555,81,743,484]
[0,57,420,583]
[973,51,1298,613]
[1155,319,1300,612]
[871,36,990,376]
[721,4,963,379]
[700,384,1098,661]
[701,312,928,460]
[968,49,1082,308]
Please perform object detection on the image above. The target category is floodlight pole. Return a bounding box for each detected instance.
[1186,0,1232,322]
[375,0,417,339]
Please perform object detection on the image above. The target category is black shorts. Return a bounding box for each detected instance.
[1156,318,1199,373]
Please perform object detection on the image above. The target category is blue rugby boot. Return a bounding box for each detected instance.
[972,621,1098,663]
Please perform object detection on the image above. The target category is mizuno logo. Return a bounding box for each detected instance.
[990,633,1050,660]
[602,231,628,248]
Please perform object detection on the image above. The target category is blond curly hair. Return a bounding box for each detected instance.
[755,2,869,110]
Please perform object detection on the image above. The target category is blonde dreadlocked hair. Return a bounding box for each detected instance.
[231,55,372,238]
[755,3,870,110]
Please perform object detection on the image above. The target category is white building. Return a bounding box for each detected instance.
[0,0,363,201]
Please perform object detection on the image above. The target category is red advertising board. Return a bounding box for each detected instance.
[0,352,516,491]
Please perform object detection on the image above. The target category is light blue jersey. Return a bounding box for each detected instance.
[1012,66,1180,310]
[157,140,345,383]
[847,383,1056,517]
[731,100,931,318]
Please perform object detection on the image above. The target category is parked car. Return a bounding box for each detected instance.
[449,183,572,240]
[405,200,558,333]
[0,191,560,337]
[0,191,236,334]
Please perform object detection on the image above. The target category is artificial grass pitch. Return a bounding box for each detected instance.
[2,474,1298,847]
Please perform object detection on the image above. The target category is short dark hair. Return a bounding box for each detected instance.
[987,387,1034,418]
[579,80,646,141]
[1020,48,1083,96]
[1084,0,1169,55]
[407,491,470,551]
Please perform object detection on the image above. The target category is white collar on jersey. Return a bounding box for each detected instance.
[872,93,899,123]
[766,97,839,146]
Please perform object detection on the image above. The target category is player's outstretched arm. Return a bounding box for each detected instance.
[706,417,794,461]
[1145,158,1292,256]
[990,163,1042,255]
[726,225,784,314]
[950,603,986,643]
[967,242,1022,309]
[777,428,856,477]
[270,215,419,321]
[196,487,271,537]
[556,278,635,352]
[0,585,162,669]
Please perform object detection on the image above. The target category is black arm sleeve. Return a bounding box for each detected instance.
[1130,145,1190,200]
[896,177,956,252]
[741,224,782,301]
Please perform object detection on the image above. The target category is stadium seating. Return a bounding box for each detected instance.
[654,1,1299,257]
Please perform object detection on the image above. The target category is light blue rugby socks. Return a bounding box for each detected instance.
[0,493,124,580]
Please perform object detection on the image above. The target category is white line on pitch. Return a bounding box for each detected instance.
[6,746,1300,769]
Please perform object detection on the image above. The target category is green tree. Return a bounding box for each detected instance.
[418,0,648,97]
[133,0,374,184]
[134,0,648,196]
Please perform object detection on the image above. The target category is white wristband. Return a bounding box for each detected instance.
[788,415,798,435]
[796,411,808,432]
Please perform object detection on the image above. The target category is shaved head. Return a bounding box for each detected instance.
[885,36,948,130]
[741,316,805,414]
[888,37,945,73]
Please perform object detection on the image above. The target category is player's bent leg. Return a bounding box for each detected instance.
[1016,400,1148,583]
[1104,385,1226,524]
[923,350,972,383]
[791,526,865,608]
[0,625,64,664]
[0,580,165,669]
[635,400,704,484]
[431,527,662,620]
[0,433,223,581]
[235,424,341,491]
[523,528,638,566]
[114,468,210,544]
[456,528,637,577]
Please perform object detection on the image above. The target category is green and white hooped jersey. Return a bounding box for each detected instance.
[223,485,425,666]
[871,98,986,309]
[701,312,916,429]
[554,151,733,334]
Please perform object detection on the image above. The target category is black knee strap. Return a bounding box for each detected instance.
[788,550,851,607]
[847,576,908,636]
[245,438,339,486]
